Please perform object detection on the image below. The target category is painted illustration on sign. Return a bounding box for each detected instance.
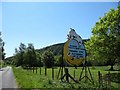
[64,28,86,66]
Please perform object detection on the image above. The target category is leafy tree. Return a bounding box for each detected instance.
[85,6,120,70]
[22,51,29,67]
[14,43,26,66]
[14,43,37,67]
[54,55,63,66]
[36,52,43,67]
[27,43,37,67]
[2,42,5,60]
[19,43,26,66]
[14,48,21,66]
[42,50,54,68]
[0,32,5,61]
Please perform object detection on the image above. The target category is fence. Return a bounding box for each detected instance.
[26,66,112,89]
[98,71,111,89]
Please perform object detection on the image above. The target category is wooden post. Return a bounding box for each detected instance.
[52,67,54,80]
[85,61,87,82]
[40,67,41,75]
[74,69,75,78]
[61,67,63,77]
[45,67,47,76]
[98,71,101,84]
[108,71,111,89]
[57,67,61,79]
[65,68,69,83]
[36,67,37,74]
[98,71,103,88]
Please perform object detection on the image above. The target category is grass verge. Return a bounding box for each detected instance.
[12,66,119,89]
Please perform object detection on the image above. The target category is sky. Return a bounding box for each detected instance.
[1,2,118,57]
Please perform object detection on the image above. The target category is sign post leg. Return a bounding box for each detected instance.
[79,60,94,84]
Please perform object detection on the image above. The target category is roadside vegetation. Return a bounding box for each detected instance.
[12,66,119,89]
[0,60,5,68]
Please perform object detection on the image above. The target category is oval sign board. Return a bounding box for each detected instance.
[64,28,86,66]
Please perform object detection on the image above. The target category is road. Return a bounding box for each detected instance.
[0,66,17,89]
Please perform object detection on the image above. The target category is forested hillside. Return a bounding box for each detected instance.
[36,43,64,56]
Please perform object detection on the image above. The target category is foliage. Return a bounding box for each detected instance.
[42,50,54,68]
[27,43,37,67]
[54,55,63,66]
[14,43,26,66]
[0,32,5,61]
[14,43,37,67]
[36,43,64,56]
[36,52,42,67]
[85,6,120,70]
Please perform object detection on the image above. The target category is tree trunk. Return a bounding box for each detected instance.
[109,65,114,71]
[109,59,115,71]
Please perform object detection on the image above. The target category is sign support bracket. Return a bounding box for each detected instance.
[79,58,94,84]
[57,46,79,83]
[60,67,79,83]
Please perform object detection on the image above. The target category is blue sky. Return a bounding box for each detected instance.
[1,2,118,57]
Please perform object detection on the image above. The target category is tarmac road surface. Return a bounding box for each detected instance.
[0,66,17,89]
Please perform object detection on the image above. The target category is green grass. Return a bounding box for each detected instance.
[12,66,120,89]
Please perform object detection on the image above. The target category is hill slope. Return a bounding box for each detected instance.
[36,39,89,56]
[36,43,64,56]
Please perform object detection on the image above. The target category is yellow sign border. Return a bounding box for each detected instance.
[63,40,84,66]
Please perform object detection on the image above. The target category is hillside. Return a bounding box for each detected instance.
[36,39,89,56]
[36,43,64,56]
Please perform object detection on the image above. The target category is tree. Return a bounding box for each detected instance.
[54,55,63,66]
[14,43,38,67]
[27,43,37,67]
[42,50,54,68]
[2,42,5,60]
[0,33,2,58]
[85,6,120,70]
[0,32,5,61]
[22,50,29,67]
[14,43,26,66]
[36,52,42,67]
[19,43,26,66]
[14,48,21,66]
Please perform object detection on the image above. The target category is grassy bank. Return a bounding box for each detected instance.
[12,66,119,89]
